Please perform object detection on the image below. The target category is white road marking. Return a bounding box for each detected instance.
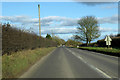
[66,48,112,78]
[95,68,111,78]
[78,56,84,60]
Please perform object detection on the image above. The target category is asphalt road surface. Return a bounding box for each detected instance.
[20,47,118,78]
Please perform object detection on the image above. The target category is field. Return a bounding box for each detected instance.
[2,47,56,78]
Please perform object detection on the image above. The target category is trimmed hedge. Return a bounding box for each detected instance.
[79,42,98,47]
[79,37,120,48]
[2,24,57,55]
[79,47,120,57]
[97,37,120,48]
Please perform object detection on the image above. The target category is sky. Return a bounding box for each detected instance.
[0,2,119,42]
[1,0,119,2]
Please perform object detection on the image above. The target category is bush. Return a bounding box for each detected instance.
[97,39,106,47]
[2,23,57,55]
[65,39,82,47]
[97,37,120,48]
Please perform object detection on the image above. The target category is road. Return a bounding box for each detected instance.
[20,47,118,78]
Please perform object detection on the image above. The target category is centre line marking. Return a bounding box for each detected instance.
[66,48,112,78]
[95,68,111,78]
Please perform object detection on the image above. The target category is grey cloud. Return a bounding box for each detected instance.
[0,16,50,26]
[1,16,30,23]
[0,16,38,25]
[40,27,118,35]
[99,27,118,32]
[41,28,77,34]
[0,15,118,28]
[80,2,114,6]
[41,16,79,26]
[98,15,118,24]
[73,0,118,6]
[41,27,118,34]
[1,15,117,36]
[59,19,79,26]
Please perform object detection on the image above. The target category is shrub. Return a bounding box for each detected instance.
[2,23,57,55]
[97,37,120,48]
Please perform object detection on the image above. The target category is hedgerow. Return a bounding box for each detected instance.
[2,23,57,55]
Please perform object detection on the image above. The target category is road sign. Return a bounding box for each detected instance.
[105,35,112,47]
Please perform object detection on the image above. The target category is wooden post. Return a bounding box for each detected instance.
[38,4,41,36]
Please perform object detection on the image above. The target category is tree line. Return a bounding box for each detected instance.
[65,39,82,47]
[46,33,65,46]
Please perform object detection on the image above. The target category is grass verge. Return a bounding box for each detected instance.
[2,47,56,78]
[78,47,120,57]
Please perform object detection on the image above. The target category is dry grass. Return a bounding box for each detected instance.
[2,47,56,78]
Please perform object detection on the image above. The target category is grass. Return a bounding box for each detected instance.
[2,47,56,78]
[79,47,120,54]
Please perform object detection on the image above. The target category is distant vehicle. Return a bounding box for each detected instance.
[62,45,65,47]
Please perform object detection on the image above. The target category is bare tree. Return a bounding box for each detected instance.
[75,16,100,46]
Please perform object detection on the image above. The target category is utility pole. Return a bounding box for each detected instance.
[38,4,41,36]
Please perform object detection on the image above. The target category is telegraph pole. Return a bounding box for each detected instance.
[38,4,41,36]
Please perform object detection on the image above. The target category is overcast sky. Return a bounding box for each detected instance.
[0,2,119,42]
